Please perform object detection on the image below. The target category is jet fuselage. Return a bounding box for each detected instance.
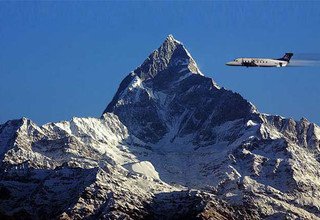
[226,53,293,68]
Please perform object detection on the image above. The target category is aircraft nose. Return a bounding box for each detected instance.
[226,61,238,66]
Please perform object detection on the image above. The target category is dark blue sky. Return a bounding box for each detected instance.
[1,1,320,125]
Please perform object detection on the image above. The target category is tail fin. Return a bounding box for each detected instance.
[278,53,293,62]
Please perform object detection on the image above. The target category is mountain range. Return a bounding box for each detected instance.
[1,35,320,219]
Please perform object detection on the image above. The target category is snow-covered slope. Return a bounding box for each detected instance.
[1,35,320,219]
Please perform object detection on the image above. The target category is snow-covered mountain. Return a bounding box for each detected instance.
[1,35,320,219]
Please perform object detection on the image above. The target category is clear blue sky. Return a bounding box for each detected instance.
[1,1,320,125]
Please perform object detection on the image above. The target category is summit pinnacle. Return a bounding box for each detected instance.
[133,35,202,81]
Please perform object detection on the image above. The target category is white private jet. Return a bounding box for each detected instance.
[226,53,293,67]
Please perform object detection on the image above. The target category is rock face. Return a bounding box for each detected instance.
[1,35,320,219]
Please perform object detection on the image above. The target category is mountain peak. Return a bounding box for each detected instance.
[166,34,174,40]
[164,34,181,45]
[133,36,202,82]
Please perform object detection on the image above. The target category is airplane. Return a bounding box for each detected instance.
[226,53,293,67]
